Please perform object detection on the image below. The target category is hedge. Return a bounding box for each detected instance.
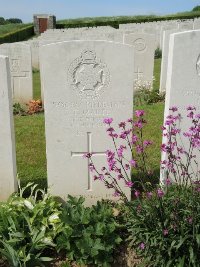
[56,12,200,29]
[0,25,34,44]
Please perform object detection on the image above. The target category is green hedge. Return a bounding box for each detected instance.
[0,25,34,44]
[56,12,200,29]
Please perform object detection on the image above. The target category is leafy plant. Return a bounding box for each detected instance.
[57,195,122,267]
[154,47,162,59]
[126,106,200,266]
[127,185,200,266]
[13,103,26,116]
[0,182,63,267]
[134,88,165,106]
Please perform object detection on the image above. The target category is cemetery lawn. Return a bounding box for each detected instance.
[14,102,164,188]
[153,58,161,91]
[33,69,41,99]
[0,23,31,36]
[14,114,47,188]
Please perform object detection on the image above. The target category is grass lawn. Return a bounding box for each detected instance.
[0,23,31,36]
[33,70,41,99]
[153,58,161,91]
[15,58,164,188]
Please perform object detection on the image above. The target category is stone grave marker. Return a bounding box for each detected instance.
[161,30,200,184]
[0,56,17,200]
[0,43,33,104]
[123,33,155,86]
[159,29,181,92]
[40,41,134,204]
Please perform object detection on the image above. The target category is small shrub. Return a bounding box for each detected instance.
[134,88,165,106]
[134,78,165,105]
[154,47,162,59]
[13,103,26,116]
[57,195,122,267]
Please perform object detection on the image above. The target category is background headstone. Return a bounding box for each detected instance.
[159,29,181,92]
[124,33,155,86]
[0,56,17,200]
[0,43,33,104]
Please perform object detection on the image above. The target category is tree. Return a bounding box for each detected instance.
[6,18,23,24]
[0,17,5,25]
[192,6,200,12]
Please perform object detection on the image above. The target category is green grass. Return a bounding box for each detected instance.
[0,23,31,36]
[153,58,161,91]
[14,114,47,188]
[33,70,41,99]
[135,102,164,175]
[15,60,164,188]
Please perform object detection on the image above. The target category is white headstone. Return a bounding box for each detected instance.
[0,56,17,200]
[161,30,200,184]
[124,33,155,85]
[0,43,33,104]
[40,41,134,204]
[29,40,39,69]
[159,29,181,92]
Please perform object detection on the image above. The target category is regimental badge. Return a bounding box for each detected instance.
[68,50,110,99]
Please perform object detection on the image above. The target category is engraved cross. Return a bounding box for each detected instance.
[71,132,106,191]
[134,67,143,81]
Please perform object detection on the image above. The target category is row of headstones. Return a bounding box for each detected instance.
[1,30,200,203]
[2,18,200,106]
[0,29,157,104]
[41,18,200,48]
[119,18,200,47]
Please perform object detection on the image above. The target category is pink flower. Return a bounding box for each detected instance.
[187,105,196,111]
[143,140,153,147]
[136,145,143,154]
[131,135,138,144]
[187,217,193,224]
[169,106,178,112]
[125,181,134,188]
[103,118,113,124]
[139,242,145,250]
[157,188,164,198]
[195,113,200,119]
[135,110,145,118]
[146,192,153,199]
[83,153,92,158]
[119,121,126,128]
[113,191,120,197]
[129,159,137,167]
[134,190,140,198]
[127,118,133,123]
[165,178,172,186]
[89,163,95,172]
[125,164,130,170]
[163,229,169,236]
